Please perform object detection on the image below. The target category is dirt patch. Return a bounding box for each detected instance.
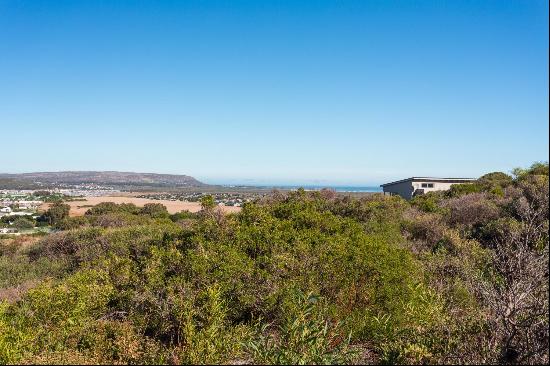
[0,235,42,252]
[0,280,38,304]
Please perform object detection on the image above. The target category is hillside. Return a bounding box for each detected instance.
[0,162,547,364]
[0,171,207,188]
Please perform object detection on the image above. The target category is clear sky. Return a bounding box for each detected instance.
[1,0,548,185]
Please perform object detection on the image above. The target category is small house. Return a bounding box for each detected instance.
[381,177,475,200]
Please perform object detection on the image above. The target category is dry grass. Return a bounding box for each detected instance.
[0,280,38,304]
[40,196,241,216]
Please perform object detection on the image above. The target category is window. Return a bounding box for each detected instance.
[421,183,434,188]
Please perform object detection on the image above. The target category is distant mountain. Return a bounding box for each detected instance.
[0,171,207,188]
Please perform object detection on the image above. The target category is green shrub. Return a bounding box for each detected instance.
[1,167,547,364]
[11,217,34,230]
[477,172,513,190]
[246,291,356,365]
[41,202,70,226]
[140,203,169,219]
[170,210,198,222]
[0,255,67,289]
[85,202,139,216]
[175,285,252,364]
[445,183,483,198]
[363,283,448,364]
[55,216,89,230]
[0,269,115,364]
[411,192,446,212]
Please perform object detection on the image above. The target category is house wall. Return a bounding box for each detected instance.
[382,180,414,200]
[411,181,457,195]
[384,180,468,200]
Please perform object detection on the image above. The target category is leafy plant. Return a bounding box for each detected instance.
[246,292,356,365]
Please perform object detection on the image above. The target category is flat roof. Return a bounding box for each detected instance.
[380,177,476,187]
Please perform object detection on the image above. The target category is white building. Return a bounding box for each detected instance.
[16,200,42,209]
[0,207,12,214]
[6,212,33,216]
[381,177,475,200]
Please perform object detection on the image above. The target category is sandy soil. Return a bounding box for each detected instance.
[40,196,241,216]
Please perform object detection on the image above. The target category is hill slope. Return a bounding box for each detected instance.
[0,171,207,188]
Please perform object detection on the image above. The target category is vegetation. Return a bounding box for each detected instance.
[0,162,548,364]
[40,202,70,226]
[1,215,34,228]
[10,217,34,230]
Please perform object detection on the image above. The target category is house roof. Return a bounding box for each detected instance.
[380,177,476,187]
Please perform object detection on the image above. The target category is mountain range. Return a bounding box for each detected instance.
[0,171,206,188]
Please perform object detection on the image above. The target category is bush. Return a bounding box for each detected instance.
[442,193,500,228]
[11,217,34,230]
[477,172,513,190]
[54,216,89,230]
[411,192,446,212]
[446,183,483,198]
[170,210,198,222]
[1,165,548,364]
[0,269,115,364]
[247,291,355,365]
[41,202,70,226]
[88,212,150,228]
[139,203,169,219]
[513,161,549,179]
[85,202,140,216]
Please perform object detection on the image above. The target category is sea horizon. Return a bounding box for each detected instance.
[219,184,383,193]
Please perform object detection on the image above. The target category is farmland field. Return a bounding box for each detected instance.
[40,195,241,216]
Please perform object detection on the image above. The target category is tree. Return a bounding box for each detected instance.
[170,210,197,222]
[42,202,70,226]
[85,202,120,216]
[526,161,549,176]
[477,172,513,189]
[512,162,549,179]
[12,217,35,230]
[200,195,216,211]
[139,203,169,218]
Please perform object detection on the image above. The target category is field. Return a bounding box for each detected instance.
[40,195,241,216]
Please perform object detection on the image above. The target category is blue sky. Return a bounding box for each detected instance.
[0,0,548,185]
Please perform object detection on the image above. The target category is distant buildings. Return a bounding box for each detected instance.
[2,211,33,216]
[0,191,43,218]
[381,177,475,200]
[0,227,18,234]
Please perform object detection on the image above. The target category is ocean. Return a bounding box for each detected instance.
[222,184,382,193]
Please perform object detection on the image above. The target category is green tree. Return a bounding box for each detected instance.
[513,161,549,179]
[139,203,169,218]
[170,210,197,222]
[200,195,216,211]
[85,202,120,216]
[477,172,513,188]
[11,217,35,230]
[527,161,549,176]
[42,202,70,226]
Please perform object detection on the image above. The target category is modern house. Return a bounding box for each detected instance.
[381,177,476,200]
